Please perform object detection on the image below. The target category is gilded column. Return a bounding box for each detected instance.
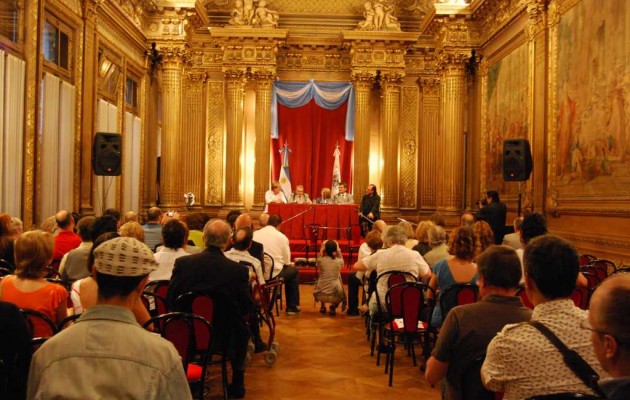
[400,86,419,210]
[438,53,468,211]
[252,73,275,207]
[351,73,373,204]
[418,77,441,210]
[181,71,208,205]
[224,70,246,207]
[380,73,403,209]
[22,0,43,226]
[158,48,185,208]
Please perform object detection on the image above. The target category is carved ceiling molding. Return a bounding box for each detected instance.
[471,0,530,46]
[97,8,146,67]
[144,2,208,43]
[208,28,287,71]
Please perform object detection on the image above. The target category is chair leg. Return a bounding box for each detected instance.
[388,344,395,387]
[221,355,229,400]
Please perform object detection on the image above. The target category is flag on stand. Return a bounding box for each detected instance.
[331,143,341,197]
[279,142,292,199]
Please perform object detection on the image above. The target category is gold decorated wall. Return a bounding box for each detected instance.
[1,0,629,262]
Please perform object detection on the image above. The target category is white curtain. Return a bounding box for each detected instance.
[94,99,118,214]
[41,73,61,219]
[40,73,75,219]
[58,81,75,211]
[1,52,26,217]
[123,111,141,213]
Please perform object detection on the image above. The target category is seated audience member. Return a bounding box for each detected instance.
[119,221,145,242]
[481,235,606,399]
[333,182,353,204]
[59,216,95,281]
[398,220,418,249]
[225,226,267,353]
[476,190,507,245]
[426,245,532,400]
[0,230,68,332]
[264,181,287,212]
[27,236,191,400]
[39,216,58,236]
[314,240,346,316]
[502,216,523,250]
[429,211,446,228]
[253,214,302,315]
[184,212,207,249]
[90,215,118,241]
[585,273,630,400]
[423,225,449,269]
[354,226,430,313]
[316,187,333,204]
[429,227,478,328]
[473,220,494,260]
[167,219,252,398]
[0,213,16,271]
[290,185,312,204]
[11,216,24,238]
[226,209,242,230]
[517,213,588,287]
[347,230,384,316]
[122,211,138,223]
[151,219,190,281]
[70,232,151,328]
[412,220,435,256]
[53,210,82,261]
[259,212,270,228]
[233,213,264,266]
[142,207,163,251]
[0,301,31,399]
[460,212,475,228]
[104,208,121,224]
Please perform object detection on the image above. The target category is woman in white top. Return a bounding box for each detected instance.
[151,220,190,281]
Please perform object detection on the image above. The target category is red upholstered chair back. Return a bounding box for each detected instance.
[439,283,479,321]
[570,286,590,310]
[20,309,57,340]
[579,254,597,267]
[145,280,170,299]
[191,295,214,351]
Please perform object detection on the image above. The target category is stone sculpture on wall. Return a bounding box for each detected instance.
[228,0,279,28]
[357,0,401,31]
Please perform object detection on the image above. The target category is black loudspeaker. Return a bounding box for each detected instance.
[92,132,122,176]
[503,139,533,181]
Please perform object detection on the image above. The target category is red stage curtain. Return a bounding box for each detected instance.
[272,100,353,199]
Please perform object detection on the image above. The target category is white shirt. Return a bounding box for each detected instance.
[253,225,290,278]
[362,244,430,307]
[225,248,265,286]
[481,299,607,400]
[264,189,287,212]
[151,247,189,281]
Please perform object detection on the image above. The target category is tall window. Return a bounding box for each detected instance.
[0,1,19,43]
[125,77,139,111]
[42,16,73,77]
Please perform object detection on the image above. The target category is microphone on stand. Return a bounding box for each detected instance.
[396,217,419,227]
[279,206,314,226]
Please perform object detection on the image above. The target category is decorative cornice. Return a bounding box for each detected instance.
[525,0,546,40]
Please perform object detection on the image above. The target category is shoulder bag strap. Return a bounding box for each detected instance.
[529,320,605,398]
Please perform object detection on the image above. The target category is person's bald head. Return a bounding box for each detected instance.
[147,207,162,223]
[588,273,630,376]
[123,211,138,223]
[55,210,73,230]
[461,212,475,228]
[203,219,232,250]
[233,226,253,251]
[235,213,253,229]
[259,213,270,227]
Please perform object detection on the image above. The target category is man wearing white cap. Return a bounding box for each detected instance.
[27,237,191,400]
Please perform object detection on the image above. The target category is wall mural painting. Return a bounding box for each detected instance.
[556,0,630,196]
[485,43,529,195]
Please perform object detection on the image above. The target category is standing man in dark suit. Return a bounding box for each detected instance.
[359,184,381,236]
[166,219,253,399]
[477,190,507,244]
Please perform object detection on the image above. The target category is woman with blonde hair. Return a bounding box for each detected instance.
[398,220,418,249]
[0,230,68,334]
[119,221,145,243]
[413,220,435,256]
[429,226,478,328]
[317,187,333,204]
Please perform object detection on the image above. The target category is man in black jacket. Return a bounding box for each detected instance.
[360,184,381,236]
[166,219,253,399]
[477,190,507,244]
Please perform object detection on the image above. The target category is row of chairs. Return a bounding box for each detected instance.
[304,223,363,268]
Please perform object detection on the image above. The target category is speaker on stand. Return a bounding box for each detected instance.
[503,139,533,216]
[92,132,122,176]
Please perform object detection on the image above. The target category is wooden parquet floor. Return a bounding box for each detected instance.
[205,284,441,400]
